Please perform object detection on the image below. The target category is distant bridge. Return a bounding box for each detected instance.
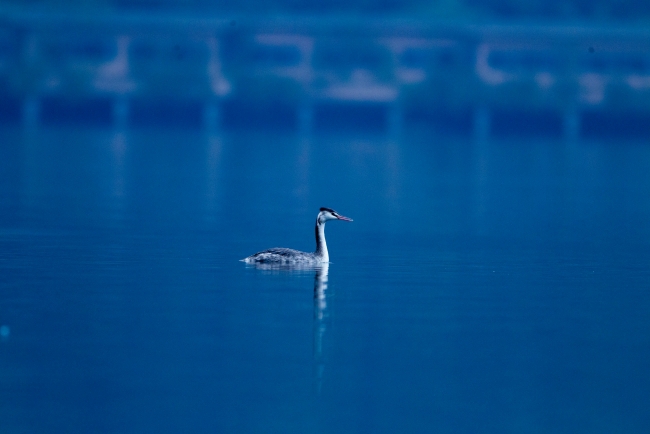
[1,12,650,138]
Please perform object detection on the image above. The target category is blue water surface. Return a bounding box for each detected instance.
[1,125,649,433]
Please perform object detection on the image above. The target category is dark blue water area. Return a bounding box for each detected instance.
[1,125,649,433]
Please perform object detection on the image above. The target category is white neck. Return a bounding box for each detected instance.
[315,221,329,262]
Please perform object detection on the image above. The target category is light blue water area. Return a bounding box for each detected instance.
[0,125,649,433]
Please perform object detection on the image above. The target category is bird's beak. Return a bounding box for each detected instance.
[337,215,353,222]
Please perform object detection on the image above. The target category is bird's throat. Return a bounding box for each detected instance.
[314,223,329,262]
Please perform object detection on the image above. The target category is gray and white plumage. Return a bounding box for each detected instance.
[242,207,352,264]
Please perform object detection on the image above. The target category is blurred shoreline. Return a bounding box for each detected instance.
[1,8,650,138]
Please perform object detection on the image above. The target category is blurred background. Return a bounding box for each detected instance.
[0,0,649,136]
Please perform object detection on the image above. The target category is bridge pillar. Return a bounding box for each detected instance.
[298,101,313,135]
[473,106,491,142]
[23,97,40,128]
[113,97,130,129]
[203,100,221,132]
[563,108,581,142]
[388,103,402,137]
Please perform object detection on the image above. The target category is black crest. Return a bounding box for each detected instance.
[320,207,336,213]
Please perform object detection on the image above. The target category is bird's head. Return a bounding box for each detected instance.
[318,207,353,224]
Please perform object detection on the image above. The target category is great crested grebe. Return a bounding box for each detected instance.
[242,207,353,264]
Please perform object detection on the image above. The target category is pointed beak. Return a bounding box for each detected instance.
[337,215,353,222]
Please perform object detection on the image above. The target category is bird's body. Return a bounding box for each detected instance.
[242,207,352,264]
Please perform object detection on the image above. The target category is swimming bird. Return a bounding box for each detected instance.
[242,207,353,264]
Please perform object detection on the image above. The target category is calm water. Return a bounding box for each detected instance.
[1,125,649,433]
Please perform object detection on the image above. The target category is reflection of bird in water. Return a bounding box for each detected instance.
[242,208,352,264]
[242,261,332,394]
[313,263,329,394]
